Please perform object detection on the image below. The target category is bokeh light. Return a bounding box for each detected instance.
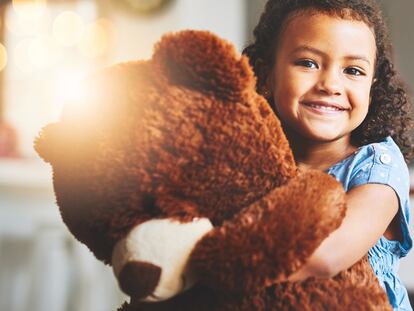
[14,38,36,74]
[78,18,114,59]
[52,11,84,47]
[28,35,62,69]
[6,6,45,36]
[0,43,8,72]
[124,0,166,12]
[12,0,47,18]
[14,36,62,74]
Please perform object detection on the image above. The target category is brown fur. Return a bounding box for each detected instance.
[35,30,391,310]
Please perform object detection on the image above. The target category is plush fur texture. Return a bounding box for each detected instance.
[34,30,391,310]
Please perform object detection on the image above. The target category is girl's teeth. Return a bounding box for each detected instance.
[309,104,340,111]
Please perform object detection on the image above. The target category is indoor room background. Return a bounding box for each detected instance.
[0,0,413,310]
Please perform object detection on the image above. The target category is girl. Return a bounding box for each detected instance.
[243,0,413,310]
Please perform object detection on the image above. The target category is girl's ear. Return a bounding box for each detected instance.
[260,85,271,98]
[253,57,273,99]
[261,70,274,99]
[369,77,378,106]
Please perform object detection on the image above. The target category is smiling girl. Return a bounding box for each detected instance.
[244,1,413,309]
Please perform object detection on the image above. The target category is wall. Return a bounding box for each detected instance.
[102,0,246,62]
[378,0,414,94]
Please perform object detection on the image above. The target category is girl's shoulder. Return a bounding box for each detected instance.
[358,136,406,165]
[328,136,409,186]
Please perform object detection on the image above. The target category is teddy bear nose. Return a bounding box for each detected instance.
[118,261,162,300]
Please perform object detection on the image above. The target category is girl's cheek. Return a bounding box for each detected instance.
[290,74,315,95]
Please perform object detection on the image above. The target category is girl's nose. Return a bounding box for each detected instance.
[316,69,343,96]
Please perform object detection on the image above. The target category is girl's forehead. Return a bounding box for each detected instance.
[278,12,376,60]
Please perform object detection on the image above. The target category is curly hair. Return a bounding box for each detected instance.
[243,0,414,162]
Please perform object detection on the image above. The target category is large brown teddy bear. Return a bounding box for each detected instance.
[34,30,391,310]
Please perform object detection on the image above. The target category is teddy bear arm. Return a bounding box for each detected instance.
[189,169,347,294]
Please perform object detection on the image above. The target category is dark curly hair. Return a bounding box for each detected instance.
[243,0,414,162]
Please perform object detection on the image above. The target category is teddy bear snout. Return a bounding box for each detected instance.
[111,218,214,301]
[118,261,162,300]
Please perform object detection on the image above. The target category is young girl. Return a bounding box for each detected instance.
[243,0,413,310]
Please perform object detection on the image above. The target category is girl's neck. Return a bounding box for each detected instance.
[285,128,358,171]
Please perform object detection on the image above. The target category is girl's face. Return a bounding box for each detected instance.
[270,12,376,143]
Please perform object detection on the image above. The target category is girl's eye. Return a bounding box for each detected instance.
[344,67,365,76]
[295,59,318,69]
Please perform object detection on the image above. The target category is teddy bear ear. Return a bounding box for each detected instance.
[152,30,255,101]
[34,123,64,164]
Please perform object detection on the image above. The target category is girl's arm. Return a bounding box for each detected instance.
[288,183,399,281]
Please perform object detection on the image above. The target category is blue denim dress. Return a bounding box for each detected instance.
[326,136,413,310]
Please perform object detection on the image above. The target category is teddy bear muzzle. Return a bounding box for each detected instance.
[111,218,213,302]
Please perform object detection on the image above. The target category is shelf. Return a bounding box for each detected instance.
[0,157,53,189]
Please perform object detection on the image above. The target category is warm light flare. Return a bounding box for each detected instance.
[52,11,85,47]
[54,70,88,112]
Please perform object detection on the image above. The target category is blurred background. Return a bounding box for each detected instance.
[0,0,413,310]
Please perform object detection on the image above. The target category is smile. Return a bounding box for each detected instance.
[301,101,348,115]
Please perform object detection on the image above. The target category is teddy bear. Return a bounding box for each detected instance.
[34,30,391,310]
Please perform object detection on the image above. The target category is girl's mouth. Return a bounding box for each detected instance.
[301,101,348,115]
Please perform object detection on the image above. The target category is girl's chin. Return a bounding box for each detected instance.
[301,128,346,143]
[283,121,349,143]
